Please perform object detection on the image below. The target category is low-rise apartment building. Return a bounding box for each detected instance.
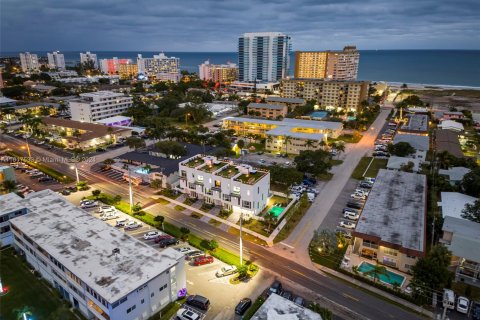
[0,193,27,246]
[352,170,427,272]
[40,117,131,150]
[280,78,369,111]
[265,96,305,109]
[247,103,287,119]
[7,190,186,320]
[69,91,133,122]
[179,155,270,217]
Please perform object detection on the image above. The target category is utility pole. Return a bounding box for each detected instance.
[239,211,243,266]
[128,167,133,214]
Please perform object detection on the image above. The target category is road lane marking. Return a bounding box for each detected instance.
[342,293,360,302]
[280,242,294,249]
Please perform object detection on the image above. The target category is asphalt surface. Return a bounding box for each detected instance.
[0,118,426,320]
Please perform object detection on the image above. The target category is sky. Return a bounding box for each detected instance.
[1,0,479,52]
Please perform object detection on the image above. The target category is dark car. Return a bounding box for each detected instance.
[235,298,252,315]
[61,189,71,195]
[281,290,293,300]
[96,148,106,152]
[359,182,373,189]
[473,302,480,320]
[38,176,53,183]
[154,235,173,243]
[186,295,210,311]
[268,281,283,296]
[66,186,78,192]
[158,237,179,248]
[346,201,363,209]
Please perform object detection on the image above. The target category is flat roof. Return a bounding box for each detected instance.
[438,167,471,182]
[265,96,305,104]
[79,91,125,98]
[0,192,24,215]
[10,190,182,303]
[0,97,17,105]
[386,156,421,172]
[248,103,285,110]
[224,116,343,131]
[266,127,325,140]
[435,129,464,158]
[393,133,429,151]
[400,114,429,132]
[353,169,426,254]
[438,192,478,219]
[442,216,480,262]
[8,102,60,110]
[41,117,131,142]
[95,116,132,124]
[251,293,322,320]
[439,120,464,131]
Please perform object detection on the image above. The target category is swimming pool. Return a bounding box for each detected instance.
[309,111,328,119]
[269,206,285,217]
[357,262,405,286]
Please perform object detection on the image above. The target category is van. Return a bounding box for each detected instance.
[186,295,210,311]
[443,289,455,310]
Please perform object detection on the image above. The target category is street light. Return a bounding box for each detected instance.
[239,211,243,266]
[70,164,79,184]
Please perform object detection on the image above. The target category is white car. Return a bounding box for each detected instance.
[102,208,117,215]
[341,257,350,268]
[176,308,200,320]
[351,193,366,200]
[175,246,192,253]
[97,205,114,213]
[216,265,237,277]
[143,231,161,240]
[340,221,356,229]
[457,296,469,314]
[101,212,119,221]
[124,221,142,230]
[344,211,360,220]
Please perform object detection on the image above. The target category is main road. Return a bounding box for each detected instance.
[0,108,425,320]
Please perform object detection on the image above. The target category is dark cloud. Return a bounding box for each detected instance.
[1,0,479,51]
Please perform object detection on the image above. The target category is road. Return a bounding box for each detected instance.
[0,113,426,320]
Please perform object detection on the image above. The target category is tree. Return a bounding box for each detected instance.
[154,140,187,158]
[283,135,292,154]
[387,142,415,157]
[332,141,345,158]
[125,136,146,150]
[113,195,122,204]
[237,139,245,150]
[460,167,480,197]
[461,200,480,223]
[237,265,248,279]
[400,161,415,172]
[304,139,315,151]
[57,103,68,115]
[205,239,218,251]
[76,181,89,191]
[91,189,101,199]
[180,227,190,241]
[1,179,17,193]
[295,149,332,177]
[410,245,453,297]
[264,212,278,232]
[154,215,165,230]
[364,263,389,284]
[103,158,115,168]
[150,179,162,189]
[132,203,142,214]
[268,166,303,190]
[312,229,337,255]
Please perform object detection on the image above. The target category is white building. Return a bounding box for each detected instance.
[179,155,270,217]
[47,51,66,70]
[137,53,180,81]
[439,120,464,132]
[438,192,478,220]
[199,60,238,82]
[80,51,99,69]
[46,70,78,79]
[238,32,291,82]
[0,193,28,246]
[8,190,186,320]
[251,293,322,320]
[69,90,133,122]
[19,52,40,72]
[438,167,471,186]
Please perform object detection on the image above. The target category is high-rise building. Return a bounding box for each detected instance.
[294,46,359,80]
[47,51,66,70]
[199,60,238,83]
[99,57,133,75]
[69,91,133,123]
[19,52,40,72]
[281,78,369,111]
[137,53,180,81]
[238,32,291,82]
[118,62,138,80]
[80,51,99,69]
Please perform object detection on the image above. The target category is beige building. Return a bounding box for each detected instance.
[352,170,427,273]
[265,96,305,109]
[265,130,325,155]
[281,78,369,112]
[199,60,238,83]
[294,46,359,80]
[118,62,138,80]
[247,103,287,119]
[40,117,131,150]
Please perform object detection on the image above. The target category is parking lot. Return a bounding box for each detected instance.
[67,197,271,320]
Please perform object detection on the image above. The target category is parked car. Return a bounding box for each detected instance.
[457,296,469,314]
[81,201,97,209]
[186,250,204,260]
[124,221,142,230]
[472,302,480,320]
[343,207,360,214]
[344,211,360,220]
[340,221,356,229]
[158,237,179,248]
[351,193,366,200]
[101,212,119,221]
[38,176,53,183]
[186,295,210,311]
[235,298,252,315]
[281,290,293,300]
[154,234,173,243]
[193,256,214,266]
[176,308,201,320]
[346,201,363,209]
[143,231,161,240]
[216,265,237,277]
[97,205,114,213]
[95,148,106,152]
[268,281,283,296]
[115,218,130,227]
[175,246,192,253]
[341,257,350,268]
[293,296,305,307]
[403,284,413,295]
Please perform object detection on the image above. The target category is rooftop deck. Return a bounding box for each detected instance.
[183,157,205,168]
[235,170,268,185]
[216,165,239,178]
[199,161,228,173]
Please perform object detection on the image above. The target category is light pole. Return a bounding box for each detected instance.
[239,211,243,266]
[25,137,31,158]
[125,165,133,214]
[70,164,80,184]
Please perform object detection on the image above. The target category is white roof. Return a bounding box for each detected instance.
[80,90,125,98]
[0,192,24,215]
[438,192,478,219]
[9,190,183,303]
[392,133,429,151]
[252,293,322,320]
[386,156,421,172]
[224,116,343,131]
[443,216,480,262]
[95,116,132,124]
[266,127,325,141]
[0,97,17,104]
[439,120,464,132]
[438,167,471,182]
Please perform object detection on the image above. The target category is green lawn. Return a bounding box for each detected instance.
[330,159,343,166]
[308,242,347,270]
[337,133,362,143]
[148,298,186,320]
[174,205,186,211]
[274,196,311,243]
[0,248,80,320]
[351,157,387,180]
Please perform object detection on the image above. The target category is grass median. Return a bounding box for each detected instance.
[274,195,311,243]
[6,150,74,183]
[351,156,387,180]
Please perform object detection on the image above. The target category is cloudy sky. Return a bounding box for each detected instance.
[1,0,479,52]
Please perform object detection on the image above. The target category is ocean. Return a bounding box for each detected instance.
[2,50,479,87]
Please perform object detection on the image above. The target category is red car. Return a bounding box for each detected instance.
[193,256,214,266]
[154,235,173,243]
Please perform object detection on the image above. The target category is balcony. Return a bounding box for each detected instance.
[216,165,239,179]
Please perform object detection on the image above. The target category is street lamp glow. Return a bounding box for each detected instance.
[70,164,80,183]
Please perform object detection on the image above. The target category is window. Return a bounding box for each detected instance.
[242,201,252,209]
[151,292,155,297]
[383,247,398,257]
[141,299,145,304]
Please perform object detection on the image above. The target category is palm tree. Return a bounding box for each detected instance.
[103,158,115,169]
[57,103,68,115]
[1,180,17,193]
[264,212,278,232]
[319,139,328,151]
[283,135,291,155]
[143,164,151,173]
[334,141,346,159]
[304,139,315,151]
[364,263,389,284]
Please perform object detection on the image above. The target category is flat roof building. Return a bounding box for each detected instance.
[251,293,322,320]
[247,103,288,119]
[438,192,478,220]
[438,167,471,186]
[265,96,305,108]
[392,133,430,152]
[0,193,27,246]
[353,169,427,272]
[69,90,133,123]
[435,129,464,158]
[439,120,464,132]
[399,114,429,134]
[8,190,186,320]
